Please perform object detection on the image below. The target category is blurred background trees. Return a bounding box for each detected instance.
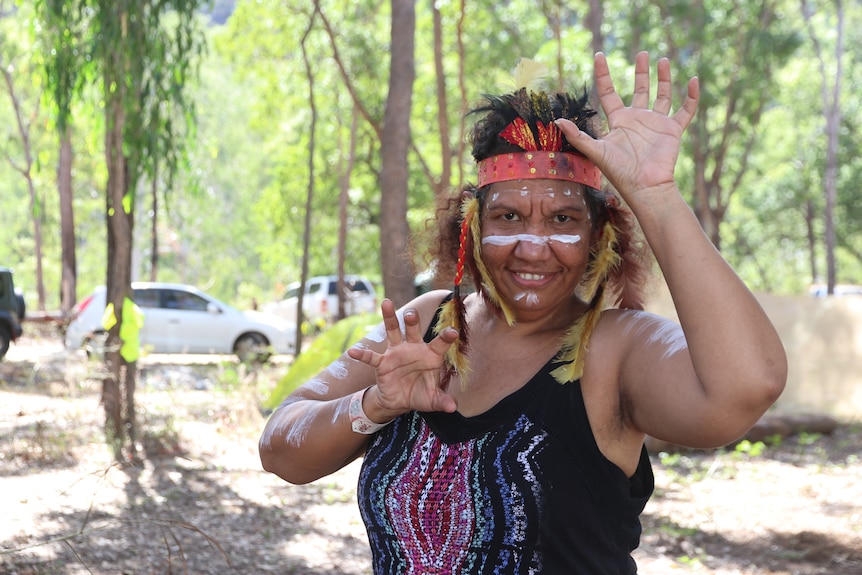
[1,0,860,317]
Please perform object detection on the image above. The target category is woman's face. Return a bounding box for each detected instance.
[480,179,596,322]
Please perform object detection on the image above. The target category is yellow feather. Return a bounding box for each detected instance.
[551,291,606,384]
[513,58,548,91]
[469,201,515,325]
[434,297,470,385]
[580,222,621,302]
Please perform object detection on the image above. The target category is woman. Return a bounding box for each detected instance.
[259,52,787,574]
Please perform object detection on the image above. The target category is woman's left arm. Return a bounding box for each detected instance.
[558,52,787,447]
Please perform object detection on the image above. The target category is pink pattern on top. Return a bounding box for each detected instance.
[385,421,476,574]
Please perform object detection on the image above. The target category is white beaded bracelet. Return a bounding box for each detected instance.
[348,387,393,434]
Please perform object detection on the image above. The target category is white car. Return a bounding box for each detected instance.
[263,275,378,327]
[65,282,296,361]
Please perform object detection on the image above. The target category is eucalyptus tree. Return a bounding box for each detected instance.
[64,0,208,461]
[801,0,846,295]
[377,0,417,307]
[616,0,801,250]
[0,24,47,313]
[33,0,94,313]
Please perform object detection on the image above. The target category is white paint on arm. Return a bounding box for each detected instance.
[619,311,688,360]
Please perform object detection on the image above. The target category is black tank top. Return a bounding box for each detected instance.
[356,301,654,574]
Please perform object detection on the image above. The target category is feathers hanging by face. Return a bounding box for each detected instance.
[551,220,621,384]
[434,197,481,386]
[551,288,606,384]
[469,196,516,326]
[579,221,622,302]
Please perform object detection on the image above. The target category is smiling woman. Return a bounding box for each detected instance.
[259,52,787,574]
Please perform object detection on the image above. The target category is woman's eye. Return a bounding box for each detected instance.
[554,214,571,224]
[502,213,518,221]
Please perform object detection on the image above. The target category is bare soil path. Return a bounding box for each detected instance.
[1,328,860,574]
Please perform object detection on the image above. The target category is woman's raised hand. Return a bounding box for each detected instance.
[347,299,458,417]
[556,51,699,201]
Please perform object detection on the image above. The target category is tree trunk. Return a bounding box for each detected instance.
[296,17,318,352]
[432,3,451,200]
[150,165,159,281]
[2,66,47,312]
[586,0,604,55]
[380,0,416,308]
[805,200,818,283]
[337,109,359,320]
[802,0,844,295]
[103,44,136,461]
[58,129,77,314]
[822,3,844,295]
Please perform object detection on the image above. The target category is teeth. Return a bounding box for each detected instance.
[518,273,545,281]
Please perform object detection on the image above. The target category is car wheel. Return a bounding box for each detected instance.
[0,325,10,359]
[234,332,271,363]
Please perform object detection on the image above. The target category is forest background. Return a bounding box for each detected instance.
[0,0,860,321]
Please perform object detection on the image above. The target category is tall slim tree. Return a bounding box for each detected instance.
[88,0,207,461]
[35,0,89,314]
[379,0,416,307]
[1,61,46,313]
[644,0,800,249]
[802,0,845,295]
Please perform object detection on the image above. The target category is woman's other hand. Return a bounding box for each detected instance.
[347,298,458,420]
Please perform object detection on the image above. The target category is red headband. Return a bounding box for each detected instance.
[477,151,602,189]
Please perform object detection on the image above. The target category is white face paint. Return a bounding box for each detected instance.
[515,291,540,306]
[482,233,582,246]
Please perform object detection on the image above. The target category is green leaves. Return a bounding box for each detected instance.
[262,312,382,411]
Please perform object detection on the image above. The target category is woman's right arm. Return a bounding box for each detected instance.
[258,290,457,485]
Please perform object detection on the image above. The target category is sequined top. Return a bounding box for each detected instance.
[356,317,654,574]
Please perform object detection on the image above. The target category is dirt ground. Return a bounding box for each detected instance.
[1,326,860,575]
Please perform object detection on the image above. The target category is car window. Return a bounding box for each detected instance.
[133,289,160,308]
[308,283,322,295]
[284,286,300,299]
[161,289,209,312]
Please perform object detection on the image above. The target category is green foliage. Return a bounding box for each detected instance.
[1,0,862,311]
[733,439,766,458]
[262,312,381,410]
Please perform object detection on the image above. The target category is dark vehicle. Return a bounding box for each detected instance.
[0,267,24,359]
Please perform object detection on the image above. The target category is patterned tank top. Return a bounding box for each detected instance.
[356,307,654,574]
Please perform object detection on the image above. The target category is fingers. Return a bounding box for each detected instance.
[631,51,651,109]
[597,51,696,120]
[555,118,601,161]
[673,76,700,129]
[401,307,423,343]
[380,299,403,346]
[427,326,458,358]
[593,52,625,118]
[653,58,673,115]
[347,344,381,368]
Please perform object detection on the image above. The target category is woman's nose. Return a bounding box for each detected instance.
[513,233,552,259]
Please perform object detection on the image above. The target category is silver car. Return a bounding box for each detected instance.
[65,282,296,362]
